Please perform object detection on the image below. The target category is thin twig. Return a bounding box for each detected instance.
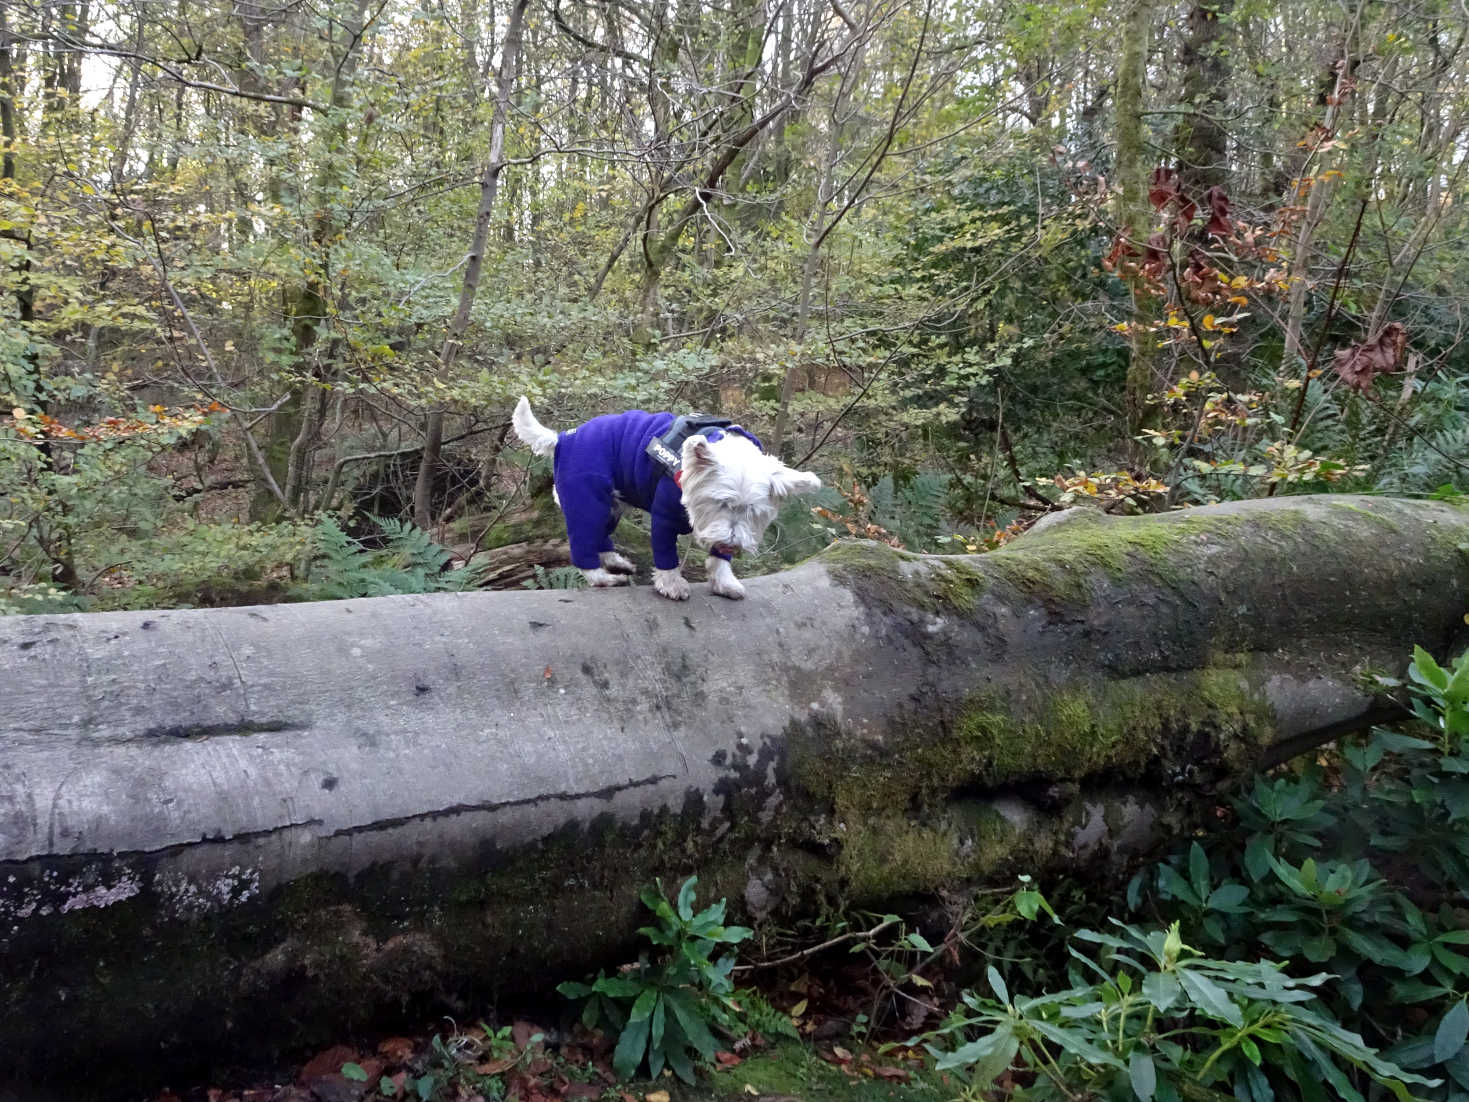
[732,918,899,973]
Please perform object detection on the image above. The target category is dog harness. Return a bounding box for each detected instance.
[551,410,762,571]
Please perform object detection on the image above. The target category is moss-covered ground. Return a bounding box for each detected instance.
[684,1041,949,1102]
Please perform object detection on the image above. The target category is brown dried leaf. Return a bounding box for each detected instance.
[1149,167,1180,211]
[1332,323,1407,392]
[1204,185,1232,236]
[298,1045,359,1084]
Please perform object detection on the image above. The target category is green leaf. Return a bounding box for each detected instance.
[677,876,698,921]
[987,965,1010,1006]
[1289,1030,1365,1102]
[1302,934,1337,962]
[1436,999,1469,1064]
[1015,889,1042,920]
[1244,836,1274,882]
[1179,969,1243,1027]
[1029,1019,1125,1069]
[939,1025,1018,1086]
[415,1074,437,1102]
[1206,883,1250,913]
[613,1014,651,1079]
[665,988,719,1061]
[341,1062,368,1081]
[593,975,648,998]
[1143,971,1182,1013]
[1129,1050,1157,1102]
[1412,646,1449,691]
[665,1034,696,1084]
[650,993,666,1050]
[630,986,658,1023]
[906,931,934,952]
[1189,842,1211,903]
[1157,864,1202,908]
[1241,1037,1262,1065]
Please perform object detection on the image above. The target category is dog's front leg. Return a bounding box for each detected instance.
[649,515,690,600]
[652,567,691,600]
[706,556,745,600]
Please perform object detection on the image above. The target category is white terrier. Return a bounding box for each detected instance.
[511,398,822,600]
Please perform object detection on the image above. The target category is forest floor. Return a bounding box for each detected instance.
[142,936,966,1102]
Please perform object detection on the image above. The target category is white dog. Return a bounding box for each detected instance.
[511,398,822,600]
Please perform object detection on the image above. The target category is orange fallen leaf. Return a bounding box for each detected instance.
[477,1055,521,1075]
[378,1036,415,1064]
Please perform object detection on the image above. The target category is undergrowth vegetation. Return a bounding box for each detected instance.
[341,642,1469,1102]
[916,644,1469,1102]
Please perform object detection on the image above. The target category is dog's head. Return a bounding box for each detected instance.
[678,432,822,557]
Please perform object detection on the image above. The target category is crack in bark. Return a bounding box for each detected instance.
[325,771,680,839]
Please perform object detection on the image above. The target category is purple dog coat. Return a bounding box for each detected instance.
[551,410,760,571]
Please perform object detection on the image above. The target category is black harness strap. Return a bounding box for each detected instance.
[643,414,736,479]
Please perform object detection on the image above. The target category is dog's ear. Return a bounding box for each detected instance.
[683,436,718,472]
[768,463,822,501]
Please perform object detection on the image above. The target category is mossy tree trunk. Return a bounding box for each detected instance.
[2,495,1467,1093]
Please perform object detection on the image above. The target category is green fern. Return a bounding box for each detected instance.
[522,565,587,590]
[870,472,951,550]
[296,515,482,600]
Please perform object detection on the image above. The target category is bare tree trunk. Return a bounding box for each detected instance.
[1175,1,1233,198]
[771,26,867,458]
[110,12,147,184]
[1279,59,1351,374]
[412,0,529,531]
[1115,0,1154,453]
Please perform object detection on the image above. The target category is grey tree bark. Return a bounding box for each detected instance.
[2,495,1467,1091]
[412,0,529,532]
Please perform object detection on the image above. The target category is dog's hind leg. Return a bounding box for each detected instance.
[582,567,631,588]
[598,501,635,574]
[600,552,636,574]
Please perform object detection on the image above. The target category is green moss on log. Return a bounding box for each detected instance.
[786,661,1275,897]
[813,541,987,613]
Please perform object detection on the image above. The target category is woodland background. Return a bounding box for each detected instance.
[3,0,1469,610]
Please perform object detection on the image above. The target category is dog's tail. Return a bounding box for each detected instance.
[512,396,559,457]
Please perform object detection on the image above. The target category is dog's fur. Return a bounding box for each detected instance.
[512,397,821,600]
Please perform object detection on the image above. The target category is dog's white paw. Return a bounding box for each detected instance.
[583,568,631,588]
[707,557,745,600]
[600,551,636,575]
[653,568,691,601]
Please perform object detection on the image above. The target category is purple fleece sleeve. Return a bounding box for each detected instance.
[649,479,688,571]
[557,473,616,569]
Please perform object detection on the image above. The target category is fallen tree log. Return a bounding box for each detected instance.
[2,494,1467,1091]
